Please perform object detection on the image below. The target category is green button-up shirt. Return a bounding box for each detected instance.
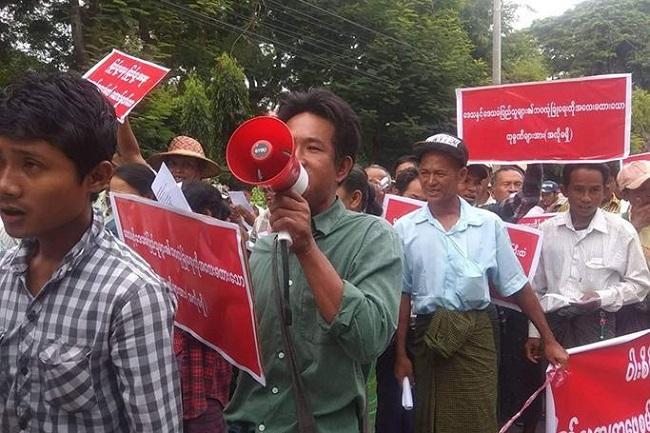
[225,199,402,433]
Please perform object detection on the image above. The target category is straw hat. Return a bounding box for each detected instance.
[148,136,220,179]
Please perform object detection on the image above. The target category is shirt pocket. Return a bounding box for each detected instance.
[39,341,96,413]
[459,258,488,305]
[583,258,613,289]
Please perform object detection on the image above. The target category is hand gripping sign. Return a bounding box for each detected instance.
[110,193,265,385]
[456,74,632,163]
[84,49,170,123]
[546,330,650,433]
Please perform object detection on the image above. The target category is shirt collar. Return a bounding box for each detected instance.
[414,196,484,231]
[311,198,346,237]
[8,208,105,275]
[558,207,608,235]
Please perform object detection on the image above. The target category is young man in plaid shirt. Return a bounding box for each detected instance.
[0,72,182,432]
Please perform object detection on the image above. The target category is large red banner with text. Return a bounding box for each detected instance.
[382,195,543,310]
[110,193,264,384]
[84,49,170,122]
[456,74,632,163]
[546,330,650,433]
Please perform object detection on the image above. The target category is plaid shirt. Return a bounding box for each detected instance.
[0,211,182,432]
[174,329,232,419]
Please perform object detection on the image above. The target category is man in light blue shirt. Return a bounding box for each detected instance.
[392,133,567,433]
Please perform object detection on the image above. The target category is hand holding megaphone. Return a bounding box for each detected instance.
[226,116,309,246]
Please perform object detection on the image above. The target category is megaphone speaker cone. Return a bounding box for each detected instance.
[226,116,302,192]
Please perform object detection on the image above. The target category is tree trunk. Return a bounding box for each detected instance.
[69,0,88,70]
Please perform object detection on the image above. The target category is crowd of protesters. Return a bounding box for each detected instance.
[0,71,648,433]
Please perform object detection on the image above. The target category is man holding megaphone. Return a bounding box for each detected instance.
[224,89,403,433]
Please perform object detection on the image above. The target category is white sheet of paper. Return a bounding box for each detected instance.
[151,162,192,212]
[402,377,413,410]
[229,191,255,214]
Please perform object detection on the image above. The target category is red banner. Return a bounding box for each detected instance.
[456,74,632,163]
[83,49,170,122]
[546,330,650,433]
[110,193,264,385]
[518,213,560,230]
[624,152,650,165]
[381,194,424,224]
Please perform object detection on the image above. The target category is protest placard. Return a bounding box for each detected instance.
[518,213,559,230]
[624,152,650,165]
[110,193,264,385]
[381,194,424,224]
[546,330,650,433]
[456,74,632,163]
[83,49,170,122]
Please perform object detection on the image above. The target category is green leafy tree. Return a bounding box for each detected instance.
[531,0,650,88]
[632,88,650,153]
[178,74,215,156]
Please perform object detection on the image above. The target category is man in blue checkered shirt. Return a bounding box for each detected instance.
[0,73,182,432]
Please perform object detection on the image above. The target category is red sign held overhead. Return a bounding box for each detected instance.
[83,49,170,122]
[546,330,650,433]
[110,193,265,385]
[456,74,632,163]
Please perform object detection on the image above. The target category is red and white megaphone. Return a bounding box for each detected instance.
[226,116,309,245]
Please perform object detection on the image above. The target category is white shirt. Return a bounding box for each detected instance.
[0,219,17,253]
[530,209,650,337]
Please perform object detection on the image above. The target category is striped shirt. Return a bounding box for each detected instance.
[0,210,182,432]
[530,209,650,337]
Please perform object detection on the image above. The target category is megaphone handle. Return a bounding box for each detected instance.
[278,230,293,247]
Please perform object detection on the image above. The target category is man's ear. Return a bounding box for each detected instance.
[350,189,363,211]
[560,185,568,198]
[85,161,114,194]
[335,156,354,184]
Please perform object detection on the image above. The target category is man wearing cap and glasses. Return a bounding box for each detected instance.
[392,133,568,433]
[540,180,566,213]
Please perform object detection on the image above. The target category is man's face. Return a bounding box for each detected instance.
[0,137,105,239]
[563,168,605,222]
[395,161,417,178]
[288,112,351,215]
[493,169,523,202]
[460,173,484,205]
[540,191,558,208]
[419,152,466,206]
[401,178,425,201]
[166,155,202,183]
[627,178,650,208]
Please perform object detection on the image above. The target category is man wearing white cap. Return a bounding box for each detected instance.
[615,160,650,334]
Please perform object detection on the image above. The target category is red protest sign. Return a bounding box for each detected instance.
[490,223,543,311]
[546,330,650,433]
[110,193,264,385]
[624,152,650,165]
[381,194,425,224]
[84,49,170,122]
[456,74,632,163]
[517,213,560,230]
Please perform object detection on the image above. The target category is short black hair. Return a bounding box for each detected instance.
[277,88,361,164]
[394,154,418,173]
[182,180,231,221]
[562,163,610,187]
[366,163,391,178]
[395,167,419,195]
[340,164,382,216]
[0,72,117,180]
[492,165,524,186]
[114,163,156,198]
